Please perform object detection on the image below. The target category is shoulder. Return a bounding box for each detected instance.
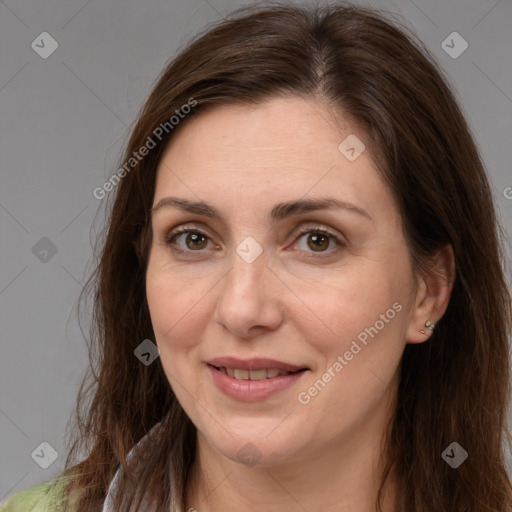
[0,475,77,512]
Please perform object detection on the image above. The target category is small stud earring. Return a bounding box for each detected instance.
[425,320,436,331]
[420,320,436,335]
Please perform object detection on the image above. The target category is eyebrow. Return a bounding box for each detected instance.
[150,196,372,223]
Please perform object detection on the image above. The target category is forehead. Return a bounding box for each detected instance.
[160,96,366,167]
[154,96,396,224]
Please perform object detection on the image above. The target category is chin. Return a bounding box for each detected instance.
[201,426,307,469]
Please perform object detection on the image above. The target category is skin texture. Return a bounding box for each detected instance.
[145,96,454,511]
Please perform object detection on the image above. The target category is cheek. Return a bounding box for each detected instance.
[146,270,207,398]
[145,260,209,353]
[286,263,407,352]
[293,272,412,421]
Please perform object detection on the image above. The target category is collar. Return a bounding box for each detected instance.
[101,418,178,512]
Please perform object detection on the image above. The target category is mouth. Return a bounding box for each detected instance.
[206,356,309,376]
[206,357,310,401]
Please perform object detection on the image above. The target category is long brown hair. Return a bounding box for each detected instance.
[60,2,512,510]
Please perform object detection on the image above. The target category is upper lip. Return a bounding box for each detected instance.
[207,357,308,372]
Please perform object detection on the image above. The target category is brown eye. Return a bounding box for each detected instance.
[306,232,330,252]
[183,232,208,250]
[165,228,213,252]
[294,228,344,256]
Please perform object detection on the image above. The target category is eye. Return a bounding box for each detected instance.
[164,224,345,257]
[165,226,216,253]
[291,227,345,257]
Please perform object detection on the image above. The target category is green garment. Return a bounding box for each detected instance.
[0,476,77,512]
[1,418,169,511]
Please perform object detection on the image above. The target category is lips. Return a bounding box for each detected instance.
[207,358,309,401]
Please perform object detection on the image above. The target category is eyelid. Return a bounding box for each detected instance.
[289,222,345,243]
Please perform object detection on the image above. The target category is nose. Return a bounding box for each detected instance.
[213,245,284,339]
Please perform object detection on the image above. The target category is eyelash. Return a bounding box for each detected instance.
[164,224,345,258]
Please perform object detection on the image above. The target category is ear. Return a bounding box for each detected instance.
[405,244,456,344]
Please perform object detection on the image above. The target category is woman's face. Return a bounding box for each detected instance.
[146,96,421,467]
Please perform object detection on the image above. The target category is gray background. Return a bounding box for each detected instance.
[1,0,511,503]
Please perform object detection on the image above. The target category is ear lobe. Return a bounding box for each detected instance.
[405,244,456,344]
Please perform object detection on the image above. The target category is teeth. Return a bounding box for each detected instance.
[233,369,249,380]
[219,367,292,380]
[249,369,267,381]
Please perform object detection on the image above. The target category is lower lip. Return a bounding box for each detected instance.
[207,365,307,402]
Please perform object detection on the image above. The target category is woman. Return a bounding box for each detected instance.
[2,2,511,511]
